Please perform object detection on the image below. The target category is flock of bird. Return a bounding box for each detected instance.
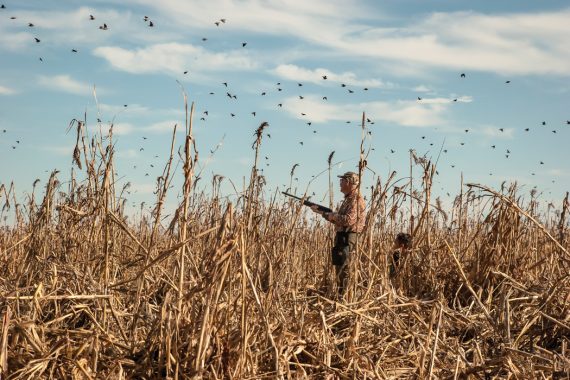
[1,3,568,201]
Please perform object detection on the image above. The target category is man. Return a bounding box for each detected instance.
[311,171,366,297]
[389,232,412,279]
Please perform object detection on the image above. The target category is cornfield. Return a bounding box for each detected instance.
[0,102,569,379]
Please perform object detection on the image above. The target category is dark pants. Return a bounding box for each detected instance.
[331,231,357,297]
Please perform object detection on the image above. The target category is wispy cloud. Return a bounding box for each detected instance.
[281,95,447,127]
[144,120,180,133]
[124,2,570,76]
[413,85,432,93]
[272,64,394,88]
[38,75,96,95]
[418,96,472,104]
[0,85,17,95]
[481,125,515,139]
[94,43,258,76]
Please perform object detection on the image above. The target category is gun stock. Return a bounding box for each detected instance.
[282,192,332,213]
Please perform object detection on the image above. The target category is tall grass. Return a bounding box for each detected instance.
[0,102,568,379]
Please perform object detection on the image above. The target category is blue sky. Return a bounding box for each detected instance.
[1,0,569,217]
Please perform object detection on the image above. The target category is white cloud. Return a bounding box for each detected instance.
[94,43,258,76]
[38,75,96,95]
[281,95,447,127]
[418,96,472,104]
[144,120,180,133]
[272,64,394,88]
[42,145,73,156]
[123,2,570,76]
[0,85,16,95]
[547,169,569,177]
[481,125,514,139]
[337,10,570,76]
[112,123,135,135]
[413,85,431,93]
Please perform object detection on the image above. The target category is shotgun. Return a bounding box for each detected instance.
[282,192,332,213]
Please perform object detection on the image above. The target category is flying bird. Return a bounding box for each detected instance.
[99,23,108,30]
[28,23,34,27]
[322,75,327,80]
[505,80,511,84]
[90,15,95,20]
[71,49,77,52]
[34,37,40,43]
[460,73,466,78]
[242,42,247,47]
[149,21,154,27]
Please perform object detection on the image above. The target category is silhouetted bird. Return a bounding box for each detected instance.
[299,96,304,99]
[322,75,327,80]
[99,23,108,30]
[215,21,220,26]
[277,103,282,107]
[242,42,247,47]
[71,49,77,52]
[90,15,95,20]
[230,113,235,117]
[251,112,256,116]
[322,96,327,100]
[149,21,154,27]
[524,128,529,131]
[417,97,422,101]
[34,37,40,43]
[460,73,466,78]
[499,128,504,132]
[505,80,511,83]
[183,70,188,74]
[28,23,34,27]
[542,121,546,125]
[220,18,226,23]
[223,82,228,87]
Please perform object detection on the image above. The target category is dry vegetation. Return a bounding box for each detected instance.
[0,103,569,379]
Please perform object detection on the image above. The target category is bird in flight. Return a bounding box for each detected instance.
[90,15,95,20]
[34,37,40,43]
[460,73,466,78]
[242,42,247,47]
[99,23,108,30]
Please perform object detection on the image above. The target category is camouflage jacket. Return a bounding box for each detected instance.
[325,190,366,233]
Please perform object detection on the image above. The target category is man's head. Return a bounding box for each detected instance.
[394,232,412,249]
[338,171,359,194]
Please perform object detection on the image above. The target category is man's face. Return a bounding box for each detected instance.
[340,178,352,194]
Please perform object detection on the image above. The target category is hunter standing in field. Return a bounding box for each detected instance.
[389,232,412,280]
[311,171,366,298]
